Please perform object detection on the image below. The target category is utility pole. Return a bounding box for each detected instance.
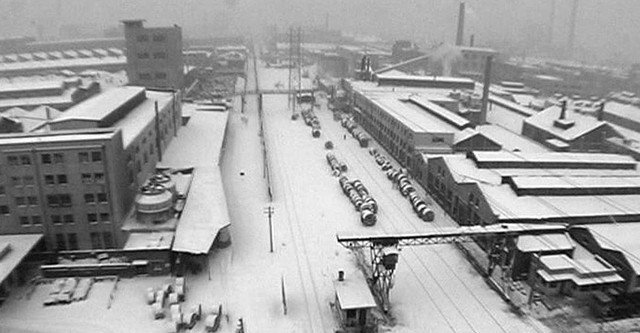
[263,206,275,253]
[297,27,302,105]
[288,27,293,111]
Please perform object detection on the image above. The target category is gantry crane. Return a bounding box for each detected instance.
[337,223,567,309]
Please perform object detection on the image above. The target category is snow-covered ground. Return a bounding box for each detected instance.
[0,57,552,333]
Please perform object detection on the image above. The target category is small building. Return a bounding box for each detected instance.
[334,272,377,333]
[511,233,575,280]
[529,254,624,298]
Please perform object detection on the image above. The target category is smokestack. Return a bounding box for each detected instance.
[568,0,578,57]
[479,55,493,125]
[559,99,567,120]
[597,101,605,121]
[325,12,329,31]
[470,34,475,47]
[548,0,556,47]
[456,2,465,46]
[338,271,344,281]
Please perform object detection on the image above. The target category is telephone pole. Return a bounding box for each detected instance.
[288,27,293,111]
[263,206,275,253]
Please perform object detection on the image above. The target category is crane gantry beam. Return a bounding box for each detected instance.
[337,223,567,249]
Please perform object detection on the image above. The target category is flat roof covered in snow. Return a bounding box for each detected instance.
[51,86,145,123]
[335,276,377,310]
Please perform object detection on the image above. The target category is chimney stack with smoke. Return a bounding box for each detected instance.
[597,101,605,121]
[456,2,465,46]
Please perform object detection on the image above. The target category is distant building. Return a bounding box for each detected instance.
[522,101,621,152]
[0,78,100,112]
[123,20,184,90]
[0,86,182,250]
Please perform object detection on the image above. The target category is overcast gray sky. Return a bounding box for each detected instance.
[0,0,638,65]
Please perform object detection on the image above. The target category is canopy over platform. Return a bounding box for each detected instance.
[172,167,230,254]
[0,234,42,284]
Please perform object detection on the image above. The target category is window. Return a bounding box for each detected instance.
[53,153,64,164]
[67,233,78,250]
[82,173,93,184]
[100,213,110,222]
[78,152,89,163]
[20,155,31,165]
[27,196,37,206]
[139,72,152,80]
[152,33,166,42]
[57,174,68,185]
[31,215,42,226]
[0,205,9,215]
[136,34,148,42]
[84,193,95,204]
[432,137,445,143]
[91,151,102,162]
[103,232,114,248]
[143,152,148,163]
[88,213,98,223]
[90,232,101,249]
[10,176,21,187]
[153,52,166,59]
[64,214,74,224]
[47,195,59,207]
[45,174,55,185]
[15,196,26,206]
[19,216,30,226]
[94,173,104,183]
[155,72,167,80]
[60,194,72,207]
[41,154,52,164]
[0,185,4,195]
[23,176,34,186]
[56,233,66,250]
[136,161,142,173]
[137,52,149,59]
[97,193,107,203]
[51,215,62,225]
[149,144,154,155]
[7,155,19,166]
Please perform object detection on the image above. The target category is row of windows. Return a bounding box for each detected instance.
[5,151,102,166]
[84,193,108,204]
[15,195,38,206]
[138,72,168,80]
[137,52,167,59]
[19,215,41,226]
[19,212,110,227]
[136,33,167,42]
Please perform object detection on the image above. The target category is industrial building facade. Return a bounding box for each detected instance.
[123,20,184,90]
[0,86,182,250]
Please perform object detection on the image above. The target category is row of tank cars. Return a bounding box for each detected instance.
[301,108,322,138]
[370,149,435,222]
[325,153,379,226]
[339,176,378,226]
[341,117,370,148]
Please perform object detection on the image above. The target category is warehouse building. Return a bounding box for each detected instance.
[0,78,100,112]
[423,151,640,226]
[0,86,181,250]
